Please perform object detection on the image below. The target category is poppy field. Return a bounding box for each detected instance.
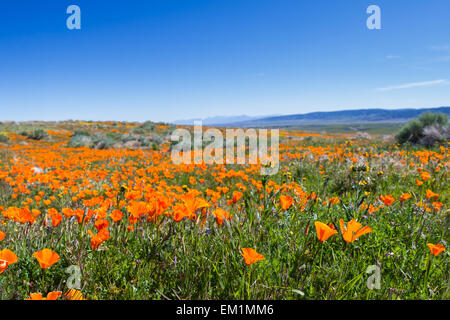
[0,121,448,300]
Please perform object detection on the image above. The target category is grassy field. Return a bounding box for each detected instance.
[0,121,448,300]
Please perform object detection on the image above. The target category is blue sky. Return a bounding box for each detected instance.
[0,0,449,122]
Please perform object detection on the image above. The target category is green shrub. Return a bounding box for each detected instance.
[418,112,447,127]
[67,127,166,150]
[71,130,91,137]
[105,131,122,140]
[0,133,9,143]
[22,129,49,140]
[132,121,157,135]
[90,133,116,149]
[67,135,92,148]
[396,112,449,146]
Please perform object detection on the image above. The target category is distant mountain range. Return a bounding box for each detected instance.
[173,107,449,128]
[173,114,280,126]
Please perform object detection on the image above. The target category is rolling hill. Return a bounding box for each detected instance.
[223,107,450,128]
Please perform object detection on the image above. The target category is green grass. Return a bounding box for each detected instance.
[282,122,402,135]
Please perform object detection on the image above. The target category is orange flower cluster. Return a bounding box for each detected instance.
[1,248,59,273]
[0,121,447,299]
[315,219,372,243]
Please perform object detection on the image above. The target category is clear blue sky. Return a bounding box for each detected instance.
[0,0,449,122]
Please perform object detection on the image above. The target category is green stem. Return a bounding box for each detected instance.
[247,266,252,299]
[423,253,432,295]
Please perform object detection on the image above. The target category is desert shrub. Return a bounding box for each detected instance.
[67,130,93,147]
[67,128,165,150]
[396,112,449,146]
[418,112,447,127]
[141,121,156,129]
[71,130,91,137]
[131,127,145,135]
[22,129,49,140]
[105,131,122,140]
[138,137,151,147]
[68,133,115,149]
[121,134,138,143]
[161,124,177,135]
[67,135,92,148]
[0,133,9,143]
[150,133,164,145]
[132,121,156,135]
[397,119,423,144]
[90,133,116,149]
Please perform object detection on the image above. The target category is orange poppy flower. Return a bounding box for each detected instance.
[88,228,110,250]
[33,249,60,269]
[420,172,431,181]
[308,192,318,202]
[31,209,41,218]
[416,180,423,186]
[212,208,231,225]
[227,191,243,205]
[27,293,44,300]
[425,189,439,199]
[62,208,75,218]
[314,221,338,242]
[339,219,372,243]
[0,249,18,265]
[233,191,243,203]
[279,195,294,210]
[0,260,8,274]
[46,291,62,300]
[94,219,109,231]
[325,197,340,206]
[241,248,265,265]
[380,195,395,206]
[0,231,5,241]
[368,204,379,214]
[0,249,18,274]
[27,291,62,300]
[110,209,123,222]
[399,193,411,202]
[427,243,445,256]
[51,213,63,227]
[432,201,443,211]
